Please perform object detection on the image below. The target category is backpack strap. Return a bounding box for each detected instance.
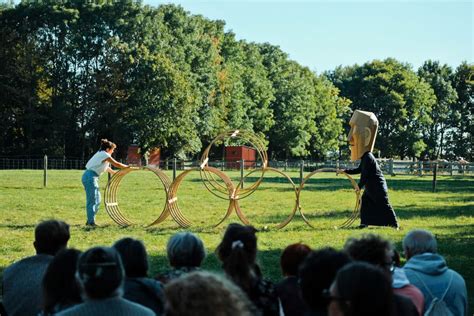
[412,270,454,301]
[439,271,454,301]
[412,271,435,300]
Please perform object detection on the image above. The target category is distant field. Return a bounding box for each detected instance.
[0,169,473,308]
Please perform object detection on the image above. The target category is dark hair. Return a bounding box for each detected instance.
[280,243,311,276]
[77,247,124,299]
[166,232,206,268]
[113,238,148,278]
[216,223,258,292]
[99,139,116,151]
[42,249,82,314]
[333,262,393,316]
[392,249,401,267]
[344,234,392,267]
[34,220,70,255]
[299,247,351,310]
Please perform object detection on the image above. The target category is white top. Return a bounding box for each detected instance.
[85,151,111,176]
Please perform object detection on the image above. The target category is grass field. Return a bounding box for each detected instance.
[0,169,473,309]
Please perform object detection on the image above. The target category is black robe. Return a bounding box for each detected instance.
[345,151,398,227]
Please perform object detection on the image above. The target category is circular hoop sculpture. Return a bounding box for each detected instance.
[166,166,237,228]
[104,166,172,227]
[199,130,268,200]
[233,167,299,229]
[297,168,361,229]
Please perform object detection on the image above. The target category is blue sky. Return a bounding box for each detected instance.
[145,0,473,73]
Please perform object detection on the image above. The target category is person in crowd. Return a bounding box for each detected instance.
[344,234,419,316]
[339,110,399,228]
[156,232,206,284]
[391,249,425,315]
[82,139,130,226]
[2,220,70,316]
[402,229,468,315]
[113,237,165,315]
[216,223,280,316]
[327,261,394,316]
[40,248,82,315]
[299,247,351,316]
[164,271,259,316]
[275,243,311,316]
[56,246,154,316]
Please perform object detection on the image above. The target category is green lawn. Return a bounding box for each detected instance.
[0,169,473,309]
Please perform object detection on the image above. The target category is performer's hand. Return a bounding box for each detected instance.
[336,169,344,176]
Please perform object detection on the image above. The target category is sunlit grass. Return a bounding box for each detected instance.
[0,170,473,308]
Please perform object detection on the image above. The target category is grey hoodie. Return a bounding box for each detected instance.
[403,253,468,316]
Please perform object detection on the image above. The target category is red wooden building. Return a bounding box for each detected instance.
[225,146,256,169]
[126,145,160,167]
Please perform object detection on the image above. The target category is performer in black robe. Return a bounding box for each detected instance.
[344,151,399,228]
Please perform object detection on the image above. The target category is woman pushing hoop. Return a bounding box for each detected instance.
[82,139,130,226]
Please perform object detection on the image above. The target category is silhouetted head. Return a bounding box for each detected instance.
[280,243,311,277]
[328,262,393,316]
[344,234,394,276]
[299,247,351,311]
[165,271,257,316]
[167,232,206,268]
[76,247,124,299]
[113,237,149,278]
[216,224,259,292]
[403,229,437,259]
[34,220,70,256]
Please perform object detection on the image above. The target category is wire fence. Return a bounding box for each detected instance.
[0,156,472,177]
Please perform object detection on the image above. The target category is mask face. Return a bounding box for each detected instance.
[347,110,378,161]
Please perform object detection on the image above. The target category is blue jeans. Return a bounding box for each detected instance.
[82,169,100,224]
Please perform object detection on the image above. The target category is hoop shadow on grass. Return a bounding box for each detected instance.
[387,178,474,193]
[394,204,474,220]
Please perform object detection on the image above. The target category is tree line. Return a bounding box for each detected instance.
[0,1,472,161]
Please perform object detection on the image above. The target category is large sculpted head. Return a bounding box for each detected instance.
[348,110,378,161]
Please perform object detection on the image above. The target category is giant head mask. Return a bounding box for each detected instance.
[347,110,378,161]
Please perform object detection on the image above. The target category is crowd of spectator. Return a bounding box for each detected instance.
[0,220,468,316]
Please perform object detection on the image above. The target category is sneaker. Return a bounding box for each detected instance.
[85,222,98,227]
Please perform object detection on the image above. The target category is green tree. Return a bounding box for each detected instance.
[328,59,436,159]
[418,60,458,159]
[447,62,473,160]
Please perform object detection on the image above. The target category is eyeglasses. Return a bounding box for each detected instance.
[322,289,346,302]
[384,261,396,273]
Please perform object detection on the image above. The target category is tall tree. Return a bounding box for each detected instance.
[446,62,473,160]
[418,60,458,159]
[328,59,436,159]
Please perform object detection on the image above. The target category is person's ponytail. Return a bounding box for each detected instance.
[222,241,254,292]
[100,139,116,151]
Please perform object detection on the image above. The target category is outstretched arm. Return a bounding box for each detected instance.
[104,157,129,169]
[344,163,362,175]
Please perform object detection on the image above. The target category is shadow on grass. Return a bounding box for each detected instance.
[201,176,474,193]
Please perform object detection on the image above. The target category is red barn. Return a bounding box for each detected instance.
[126,146,161,167]
[225,146,256,169]
[127,145,142,166]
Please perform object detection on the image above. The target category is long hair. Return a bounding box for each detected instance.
[216,224,258,293]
